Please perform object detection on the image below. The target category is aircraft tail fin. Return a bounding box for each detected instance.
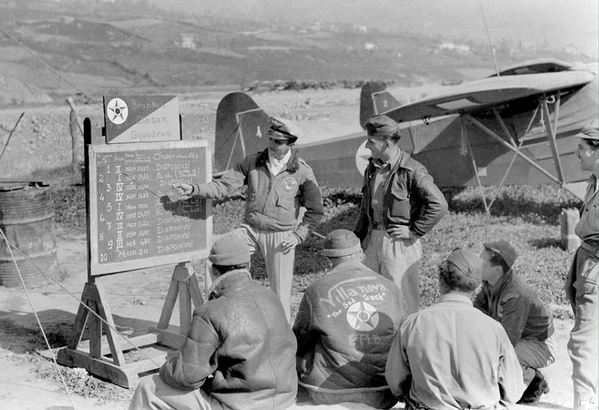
[214,92,270,173]
[359,82,402,127]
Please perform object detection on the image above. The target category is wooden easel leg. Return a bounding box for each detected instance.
[151,262,205,345]
[58,281,126,366]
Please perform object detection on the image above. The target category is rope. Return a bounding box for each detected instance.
[0,227,79,410]
[487,138,526,210]
[478,0,500,77]
[0,24,101,107]
[462,120,492,240]
[0,230,164,370]
[0,112,24,163]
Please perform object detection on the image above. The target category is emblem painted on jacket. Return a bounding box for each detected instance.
[283,177,298,191]
[347,301,379,331]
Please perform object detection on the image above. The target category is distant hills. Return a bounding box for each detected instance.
[0,0,595,106]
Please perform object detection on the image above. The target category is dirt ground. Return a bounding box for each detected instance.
[0,86,584,410]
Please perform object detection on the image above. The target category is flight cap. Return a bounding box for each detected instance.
[267,117,303,141]
[483,240,518,269]
[445,248,483,281]
[363,114,401,137]
[575,119,599,141]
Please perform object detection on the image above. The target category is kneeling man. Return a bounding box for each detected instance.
[129,235,298,410]
[386,248,525,409]
[293,229,404,409]
[475,240,555,403]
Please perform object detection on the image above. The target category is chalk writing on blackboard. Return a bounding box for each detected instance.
[89,140,212,276]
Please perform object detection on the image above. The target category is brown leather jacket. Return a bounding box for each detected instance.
[354,152,448,241]
[160,269,298,410]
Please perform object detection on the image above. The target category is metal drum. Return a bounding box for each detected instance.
[0,182,58,288]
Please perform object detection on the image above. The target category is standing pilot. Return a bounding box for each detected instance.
[354,114,447,314]
[565,119,599,410]
[174,117,324,321]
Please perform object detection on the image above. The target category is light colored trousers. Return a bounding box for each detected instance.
[566,245,598,409]
[515,336,556,385]
[129,374,222,410]
[234,223,295,322]
[363,229,422,315]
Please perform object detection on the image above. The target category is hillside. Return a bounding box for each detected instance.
[0,0,594,106]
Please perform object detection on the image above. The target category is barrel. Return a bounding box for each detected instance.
[560,208,582,252]
[0,182,58,288]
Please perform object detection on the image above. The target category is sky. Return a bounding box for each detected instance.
[155,0,599,57]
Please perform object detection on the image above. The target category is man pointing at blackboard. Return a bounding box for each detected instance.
[174,117,324,321]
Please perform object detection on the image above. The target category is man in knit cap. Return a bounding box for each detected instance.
[130,235,297,410]
[474,240,555,404]
[293,229,403,409]
[386,248,525,409]
[354,114,447,315]
[174,117,324,322]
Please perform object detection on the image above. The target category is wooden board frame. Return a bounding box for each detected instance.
[88,140,212,276]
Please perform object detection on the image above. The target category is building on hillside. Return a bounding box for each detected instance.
[364,42,377,52]
[181,34,196,49]
[438,42,471,55]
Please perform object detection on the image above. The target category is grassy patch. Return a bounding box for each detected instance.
[48,183,579,320]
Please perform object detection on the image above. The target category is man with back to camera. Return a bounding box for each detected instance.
[293,229,403,409]
[354,114,448,314]
[129,234,297,410]
[385,248,525,409]
[564,119,599,410]
[474,240,555,404]
[174,117,324,321]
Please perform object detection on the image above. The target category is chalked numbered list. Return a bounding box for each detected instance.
[89,141,211,275]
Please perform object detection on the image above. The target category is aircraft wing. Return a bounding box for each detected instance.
[383,70,596,123]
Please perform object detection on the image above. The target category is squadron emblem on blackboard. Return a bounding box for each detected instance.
[107,98,129,125]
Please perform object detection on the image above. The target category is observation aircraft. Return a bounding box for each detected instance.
[214,59,598,200]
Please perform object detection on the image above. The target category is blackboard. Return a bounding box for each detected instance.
[88,140,212,276]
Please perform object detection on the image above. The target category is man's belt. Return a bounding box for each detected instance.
[581,239,599,256]
[371,221,386,230]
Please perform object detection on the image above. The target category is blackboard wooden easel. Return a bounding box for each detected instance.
[56,116,212,388]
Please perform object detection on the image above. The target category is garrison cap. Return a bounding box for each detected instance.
[483,240,518,269]
[445,248,483,281]
[209,234,250,266]
[321,229,362,258]
[267,117,303,141]
[363,114,401,137]
[575,119,599,141]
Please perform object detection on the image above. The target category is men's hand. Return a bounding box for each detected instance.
[386,225,416,241]
[172,183,193,199]
[280,234,300,253]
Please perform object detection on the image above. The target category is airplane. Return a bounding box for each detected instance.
[213,58,598,201]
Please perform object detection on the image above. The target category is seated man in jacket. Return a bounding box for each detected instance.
[129,235,298,410]
[475,240,556,404]
[386,248,525,409]
[293,229,403,409]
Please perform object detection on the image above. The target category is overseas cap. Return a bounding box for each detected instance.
[575,119,599,141]
[209,235,250,266]
[363,114,401,137]
[446,248,483,280]
[321,229,362,258]
[483,240,518,269]
[267,117,304,141]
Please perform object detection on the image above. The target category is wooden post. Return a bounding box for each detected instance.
[67,97,84,184]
